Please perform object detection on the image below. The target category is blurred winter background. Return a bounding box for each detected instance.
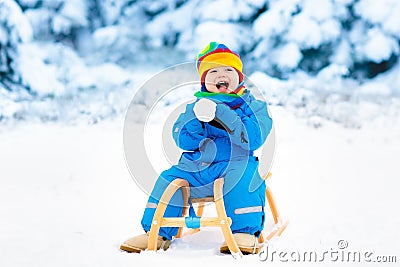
[1,1,400,266]
[1,0,400,127]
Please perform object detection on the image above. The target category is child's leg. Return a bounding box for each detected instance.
[222,158,266,236]
[140,166,196,240]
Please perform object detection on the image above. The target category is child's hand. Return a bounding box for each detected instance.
[193,98,217,122]
[214,103,240,133]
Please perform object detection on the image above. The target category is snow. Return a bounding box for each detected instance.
[253,1,295,38]
[0,0,33,44]
[0,25,8,44]
[1,0,400,263]
[361,29,398,63]
[357,81,392,97]
[320,18,341,43]
[1,106,399,266]
[272,42,302,70]
[194,0,240,22]
[302,0,334,22]
[352,0,400,62]
[189,21,249,54]
[16,43,65,96]
[3,0,400,125]
[51,0,88,35]
[249,71,293,106]
[330,39,352,67]
[193,0,259,22]
[59,0,88,26]
[0,93,20,117]
[354,0,396,25]
[92,26,120,46]
[24,8,52,38]
[146,1,196,48]
[17,0,40,7]
[381,5,400,36]
[287,14,323,49]
[97,0,124,25]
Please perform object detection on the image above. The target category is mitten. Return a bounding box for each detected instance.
[214,103,240,133]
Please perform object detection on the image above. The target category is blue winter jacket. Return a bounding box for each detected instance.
[172,90,272,170]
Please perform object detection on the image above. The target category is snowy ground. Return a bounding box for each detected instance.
[1,106,399,267]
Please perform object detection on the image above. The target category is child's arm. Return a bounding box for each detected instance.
[214,100,272,150]
[172,103,206,151]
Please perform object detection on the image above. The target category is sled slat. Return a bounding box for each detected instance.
[162,217,232,227]
[191,197,214,203]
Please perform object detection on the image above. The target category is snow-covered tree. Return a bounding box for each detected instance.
[1,0,400,125]
[0,0,32,90]
[15,0,88,48]
[250,0,400,79]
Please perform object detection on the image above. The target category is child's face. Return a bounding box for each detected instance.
[204,66,240,93]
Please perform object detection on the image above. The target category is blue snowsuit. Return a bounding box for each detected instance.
[141,90,273,240]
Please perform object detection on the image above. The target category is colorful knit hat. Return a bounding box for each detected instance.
[196,42,244,85]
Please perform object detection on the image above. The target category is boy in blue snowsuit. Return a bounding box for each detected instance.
[120,42,272,254]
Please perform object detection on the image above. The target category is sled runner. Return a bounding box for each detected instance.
[147,172,288,258]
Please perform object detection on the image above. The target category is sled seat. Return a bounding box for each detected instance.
[147,172,288,258]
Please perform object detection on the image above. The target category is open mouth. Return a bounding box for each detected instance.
[216,81,229,90]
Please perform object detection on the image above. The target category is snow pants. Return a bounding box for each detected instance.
[141,156,266,240]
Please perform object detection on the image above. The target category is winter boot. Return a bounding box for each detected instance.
[219,233,263,254]
[120,233,171,253]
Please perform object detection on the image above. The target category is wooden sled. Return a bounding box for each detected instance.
[147,172,288,258]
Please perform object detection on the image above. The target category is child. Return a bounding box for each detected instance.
[120,42,272,254]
